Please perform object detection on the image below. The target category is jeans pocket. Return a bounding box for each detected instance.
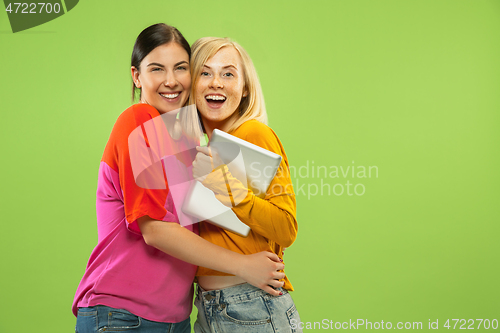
[221,298,272,325]
[76,308,98,332]
[98,310,141,332]
[286,304,302,333]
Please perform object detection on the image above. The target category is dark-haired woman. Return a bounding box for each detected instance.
[72,23,284,333]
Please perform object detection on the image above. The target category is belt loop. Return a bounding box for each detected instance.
[215,289,221,304]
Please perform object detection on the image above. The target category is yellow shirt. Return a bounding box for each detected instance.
[196,120,298,291]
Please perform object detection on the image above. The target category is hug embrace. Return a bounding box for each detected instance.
[73,23,301,333]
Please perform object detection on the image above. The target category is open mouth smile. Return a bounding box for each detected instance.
[205,94,226,109]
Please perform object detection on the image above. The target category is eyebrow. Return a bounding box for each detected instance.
[147,62,165,68]
[203,64,237,70]
[147,61,189,68]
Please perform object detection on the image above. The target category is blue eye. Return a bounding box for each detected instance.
[223,72,234,77]
[201,72,210,76]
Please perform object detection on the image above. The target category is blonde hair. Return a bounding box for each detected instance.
[188,37,268,133]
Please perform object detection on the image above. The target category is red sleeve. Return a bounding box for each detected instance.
[102,104,178,234]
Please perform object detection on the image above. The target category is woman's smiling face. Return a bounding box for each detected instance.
[195,46,248,131]
[132,42,191,114]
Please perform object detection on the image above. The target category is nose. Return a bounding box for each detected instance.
[164,71,178,88]
[209,75,223,89]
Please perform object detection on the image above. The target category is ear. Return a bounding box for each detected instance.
[131,66,141,88]
[242,87,248,98]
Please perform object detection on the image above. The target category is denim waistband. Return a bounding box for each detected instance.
[196,283,286,305]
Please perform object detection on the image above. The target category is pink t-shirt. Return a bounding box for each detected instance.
[72,104,198,323]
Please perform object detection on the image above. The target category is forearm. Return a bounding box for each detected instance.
[137,216,286,296]
[233,193,298,248]
[138,217,241,275]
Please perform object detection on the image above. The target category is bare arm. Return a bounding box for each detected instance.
[137,216,285,296]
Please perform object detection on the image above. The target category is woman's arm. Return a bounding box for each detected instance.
[199,163,298,248]
[137,216,285,296]
[192,143,297,248]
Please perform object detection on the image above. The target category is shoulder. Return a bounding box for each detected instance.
[115,103,160,129]
[233,119,271,135]
[109,104,160,140]
[102,104,160,162]
[231,120,284,155]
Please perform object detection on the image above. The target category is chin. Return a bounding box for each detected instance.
[207,115,226,122]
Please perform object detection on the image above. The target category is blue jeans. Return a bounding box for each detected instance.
[194,283,302,333]
[75,305,190,333]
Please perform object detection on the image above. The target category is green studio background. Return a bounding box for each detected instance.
[1,0,499,332]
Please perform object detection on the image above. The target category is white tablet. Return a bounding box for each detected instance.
[182,129,282,236]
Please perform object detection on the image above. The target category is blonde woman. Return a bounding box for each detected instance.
[191,37,302,332]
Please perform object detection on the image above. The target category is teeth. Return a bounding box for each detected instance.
[206,95,226,101]
[160,93,179,99]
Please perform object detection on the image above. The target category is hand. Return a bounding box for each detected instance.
[235,251,285,296]
[192,146,223,182]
